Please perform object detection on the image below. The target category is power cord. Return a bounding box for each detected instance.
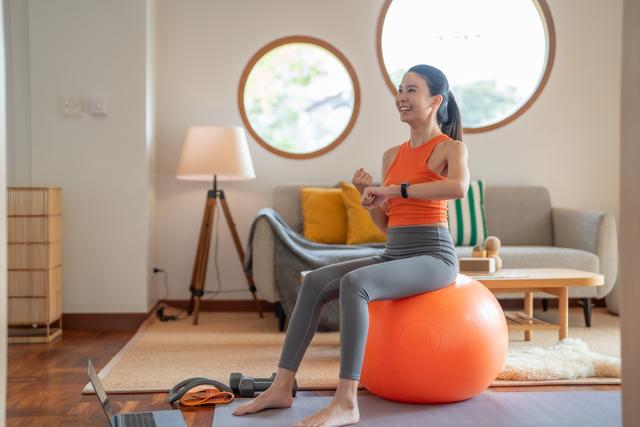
[153,268,188,321]
[152,198,252,322]
[201,197,253,299]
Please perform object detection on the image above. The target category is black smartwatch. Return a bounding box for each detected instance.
[400,182,410,198]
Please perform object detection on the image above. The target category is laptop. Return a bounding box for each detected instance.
[88,359,187,427]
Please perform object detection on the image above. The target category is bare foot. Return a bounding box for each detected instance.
[232,385,293,416]
[293,398,359,427]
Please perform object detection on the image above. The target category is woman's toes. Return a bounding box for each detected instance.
[232,402,252,416]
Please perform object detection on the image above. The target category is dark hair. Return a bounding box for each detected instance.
[407,64,463,141]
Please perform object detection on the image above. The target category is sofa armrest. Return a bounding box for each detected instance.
[251,216,279,303]
[552,207,618,299]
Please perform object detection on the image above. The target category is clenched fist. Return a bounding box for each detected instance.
[361,186,390,210]
[352,168,373,194]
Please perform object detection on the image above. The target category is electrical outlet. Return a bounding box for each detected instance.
[59,97,83,118]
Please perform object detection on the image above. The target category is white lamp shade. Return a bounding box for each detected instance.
[176,126,256,181]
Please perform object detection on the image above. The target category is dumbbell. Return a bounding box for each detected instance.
[229,372,298,397]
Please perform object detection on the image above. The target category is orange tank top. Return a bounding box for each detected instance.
[384,133,450,227]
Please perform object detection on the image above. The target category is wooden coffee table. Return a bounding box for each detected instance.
[464,268,604,341]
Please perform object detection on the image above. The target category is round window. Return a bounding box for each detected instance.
[377,0,555,132]
[238,36,360,159]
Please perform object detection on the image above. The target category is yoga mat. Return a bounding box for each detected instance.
[214,391,621,427]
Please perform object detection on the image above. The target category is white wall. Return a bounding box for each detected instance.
[154,0,623,301]
[6,0,155,313]
[4,0,29,186]
[4,0,625,311]
[1,0,8,422]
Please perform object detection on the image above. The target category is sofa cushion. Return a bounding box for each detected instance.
[455,246,599,298]
[484,186,553,246]
[447,179,487,246]
[300,187,348,244]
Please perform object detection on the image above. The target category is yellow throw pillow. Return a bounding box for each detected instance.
[300,187,348,244]
[339,181,387,244]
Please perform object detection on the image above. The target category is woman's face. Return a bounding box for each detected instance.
[395,72,442,125]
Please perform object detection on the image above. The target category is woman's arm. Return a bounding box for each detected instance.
[362,141,470,211]
[365,147,400,234]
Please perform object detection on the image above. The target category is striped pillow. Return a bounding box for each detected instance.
[447,179,487,246]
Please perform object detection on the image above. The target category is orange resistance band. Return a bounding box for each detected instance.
[178,385,235,406]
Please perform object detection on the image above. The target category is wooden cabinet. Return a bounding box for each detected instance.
[7,187,63,343]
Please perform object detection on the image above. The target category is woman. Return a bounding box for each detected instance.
[233,64,470,426]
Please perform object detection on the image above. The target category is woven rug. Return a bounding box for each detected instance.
[82,307,620,394]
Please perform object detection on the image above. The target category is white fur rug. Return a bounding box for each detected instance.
[498,337,621,381]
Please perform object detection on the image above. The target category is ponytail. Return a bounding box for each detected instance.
[440,90,463,141]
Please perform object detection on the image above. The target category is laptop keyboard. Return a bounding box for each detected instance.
[121,412,156,427]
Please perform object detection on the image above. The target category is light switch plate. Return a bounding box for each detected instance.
[88,97,107,116]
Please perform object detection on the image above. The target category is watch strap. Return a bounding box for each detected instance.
[401,183,410,198]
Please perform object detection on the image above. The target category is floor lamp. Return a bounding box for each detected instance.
[176,126,264,325]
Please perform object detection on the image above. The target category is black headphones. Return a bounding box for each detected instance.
[168,377,234,405]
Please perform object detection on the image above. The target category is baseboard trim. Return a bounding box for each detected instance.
[161,298,603,312]
[499,297,606,310]
[61,299,276,332]
[61,297,604,332]
[162,299,276,312]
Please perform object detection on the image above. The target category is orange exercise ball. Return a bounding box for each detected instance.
[360,274,508,403]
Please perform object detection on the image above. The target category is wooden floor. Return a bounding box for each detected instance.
[7,325,621,427]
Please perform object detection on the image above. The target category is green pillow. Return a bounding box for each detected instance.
[447,179,488,246]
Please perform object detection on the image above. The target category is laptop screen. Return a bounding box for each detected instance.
[88,359,115,426]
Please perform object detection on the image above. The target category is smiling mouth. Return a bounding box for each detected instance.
[399,106,412,113]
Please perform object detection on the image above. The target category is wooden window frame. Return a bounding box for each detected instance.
[238,36,361,159]
[376,0,556,133]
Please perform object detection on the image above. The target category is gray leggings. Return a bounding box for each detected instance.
[277,225,459,381]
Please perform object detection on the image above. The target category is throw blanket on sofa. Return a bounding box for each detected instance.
[243,207,385,331]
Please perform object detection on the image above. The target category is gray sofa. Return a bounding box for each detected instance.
[251,183,618,330]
